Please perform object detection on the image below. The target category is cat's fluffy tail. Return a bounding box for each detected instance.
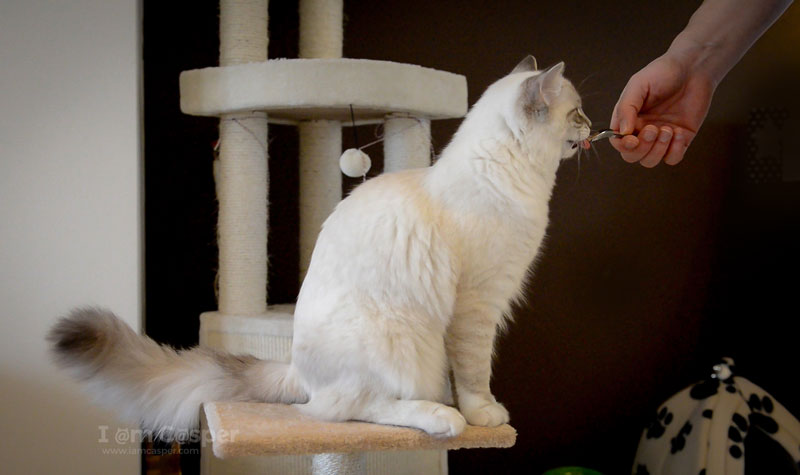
[47,307,307,439]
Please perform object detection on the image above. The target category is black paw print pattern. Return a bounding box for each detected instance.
[728,412,749,459]
[748,393,779,435]
[646,406,673,439]
[670,421,693,454]
[690,378,720,400]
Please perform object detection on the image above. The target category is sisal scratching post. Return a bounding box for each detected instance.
[299,0,343,59]
[216,0,269,315]
[383,114,432,172]
[202,0,274,472]
[312,454,365,475]
[299,121,342,281]
[216,113,268,315]
[298,0,343,282]
[298,1,355,473]
[220,0,268,65]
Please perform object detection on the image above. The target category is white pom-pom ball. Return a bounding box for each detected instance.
[339,148,371,178]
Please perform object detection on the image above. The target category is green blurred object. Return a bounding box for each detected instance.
[543,467,603,475]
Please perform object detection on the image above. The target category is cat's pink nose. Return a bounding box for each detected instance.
[581,139,591,150]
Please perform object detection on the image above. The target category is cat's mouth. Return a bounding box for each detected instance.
[567,139,592,150]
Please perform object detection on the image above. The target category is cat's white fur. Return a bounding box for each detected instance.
[48,56,590,439]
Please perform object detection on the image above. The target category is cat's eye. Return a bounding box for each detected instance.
[569,107,590,127]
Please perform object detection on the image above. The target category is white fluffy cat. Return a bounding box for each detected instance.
[48,55,591,439]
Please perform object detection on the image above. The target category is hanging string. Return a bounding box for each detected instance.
[349,104,359,146]
[357,121,425,151]
[215,112,426,156]
[230,117,270,153]
[215,112,432,170]
[213,116,270,157]
[349,106,367,182]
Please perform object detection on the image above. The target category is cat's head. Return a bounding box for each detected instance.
[473,55,591,159]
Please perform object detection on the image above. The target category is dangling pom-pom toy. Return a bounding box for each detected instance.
[339,148,371,177]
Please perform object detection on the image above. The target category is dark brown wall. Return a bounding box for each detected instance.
[144,1,800,473]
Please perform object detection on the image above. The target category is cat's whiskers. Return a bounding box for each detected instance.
[590,142,602,164]
[576,70,602,94]
[575,91,608,101]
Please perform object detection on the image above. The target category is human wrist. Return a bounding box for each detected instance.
[664,0,793,89]
[666,33,725,89]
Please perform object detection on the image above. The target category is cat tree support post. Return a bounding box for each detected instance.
[203,1,298,473]
[216,0,269,315]
[297,1,360,473]
[383,115,432,172]
[298,0,343,282]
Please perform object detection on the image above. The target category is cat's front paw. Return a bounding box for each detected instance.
[461,401,510,427]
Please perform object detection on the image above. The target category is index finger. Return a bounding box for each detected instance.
[611,79,647,135]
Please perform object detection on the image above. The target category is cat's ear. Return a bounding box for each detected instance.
[536,62,565,103]
[521,61,565,121]
[511,55,538,74]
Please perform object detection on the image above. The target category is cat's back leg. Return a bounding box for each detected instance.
[296,386,466,437]
[357,397,466,437]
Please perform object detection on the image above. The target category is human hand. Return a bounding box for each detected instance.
[609,53,716,167]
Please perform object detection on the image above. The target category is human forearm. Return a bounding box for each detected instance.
[667,0,793,87]
[609,0,793,166]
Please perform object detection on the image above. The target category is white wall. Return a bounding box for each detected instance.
[0,0,142,473]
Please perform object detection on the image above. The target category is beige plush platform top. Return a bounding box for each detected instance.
[179,58,468,124]
[202,402,517,459]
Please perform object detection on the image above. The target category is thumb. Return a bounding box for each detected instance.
[611,80,646,135]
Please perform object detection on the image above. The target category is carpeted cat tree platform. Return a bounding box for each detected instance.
[201,401,516,456]
[179,1,516,473]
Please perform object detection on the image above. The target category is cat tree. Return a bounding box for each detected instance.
[179,0,516,473]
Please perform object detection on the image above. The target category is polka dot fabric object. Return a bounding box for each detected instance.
[746,108,789,184]
[632,358,800,474]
